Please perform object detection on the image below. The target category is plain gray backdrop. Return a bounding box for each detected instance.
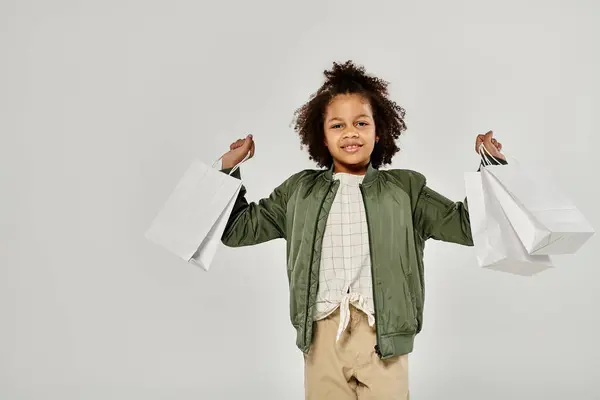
[2,0,599,399]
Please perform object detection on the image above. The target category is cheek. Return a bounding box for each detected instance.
[323,131,338,148]
[362,130,377,147]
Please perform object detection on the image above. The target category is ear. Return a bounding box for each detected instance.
[375,136,380,143]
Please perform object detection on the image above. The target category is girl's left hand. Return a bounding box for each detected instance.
[476,131,505,161]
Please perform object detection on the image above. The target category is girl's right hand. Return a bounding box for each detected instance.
[221,134,255,170]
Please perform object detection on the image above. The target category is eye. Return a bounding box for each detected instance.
[357,121,368,127]
[331,124,342,129]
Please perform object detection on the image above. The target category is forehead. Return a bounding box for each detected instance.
[325,93,373,119]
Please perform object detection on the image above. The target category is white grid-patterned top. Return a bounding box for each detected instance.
[313,172,375,341]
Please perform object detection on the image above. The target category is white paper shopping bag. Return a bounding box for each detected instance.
[479,150,595,255]
[144,155,248,271]
[465,171,553,276]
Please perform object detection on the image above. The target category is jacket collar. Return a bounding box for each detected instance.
[323,162,379,186]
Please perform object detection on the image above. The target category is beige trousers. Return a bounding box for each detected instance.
[304,306,410,400]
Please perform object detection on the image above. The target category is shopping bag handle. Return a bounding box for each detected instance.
[479,143,497,166]
[479,143,519,167]
[212,149,252,176]
[479,143,510,166]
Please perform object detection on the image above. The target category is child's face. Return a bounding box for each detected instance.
[323,93,378,174]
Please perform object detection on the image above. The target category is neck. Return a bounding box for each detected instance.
[332,160,369,176]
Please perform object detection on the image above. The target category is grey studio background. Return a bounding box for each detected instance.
[2,0,599,399]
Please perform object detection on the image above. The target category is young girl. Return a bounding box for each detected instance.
[219,61,505,399]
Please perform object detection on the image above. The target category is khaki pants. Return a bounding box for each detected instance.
[304,306,410,399]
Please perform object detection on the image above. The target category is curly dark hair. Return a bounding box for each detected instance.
[293,60,407,169]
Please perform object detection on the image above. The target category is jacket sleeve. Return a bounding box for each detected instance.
[413,185,474,245]
[413,157,508,245]
[219,167,290,247]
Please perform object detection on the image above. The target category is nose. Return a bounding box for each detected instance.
[342,129,359,138]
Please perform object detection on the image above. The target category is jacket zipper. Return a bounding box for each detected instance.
[359,183,383,358]
[304,179,335,347]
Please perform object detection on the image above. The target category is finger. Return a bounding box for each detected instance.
[249,140,255,158]
[482,132,495,152]
[475,135,483,151]
[475,135,485,153]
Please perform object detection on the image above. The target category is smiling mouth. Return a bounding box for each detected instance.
[341,144,363,153]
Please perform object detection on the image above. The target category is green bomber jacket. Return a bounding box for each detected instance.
[220,159,504,359]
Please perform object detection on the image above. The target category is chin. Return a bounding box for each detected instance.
[343,153,370,163]
[337,157,370,168]
[346,158,369,165]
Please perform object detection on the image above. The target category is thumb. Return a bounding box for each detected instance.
[242,134,253,149]
[484,130,493,143]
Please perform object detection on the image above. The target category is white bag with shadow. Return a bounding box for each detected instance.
[144,153,249,271]
[465,154,553,276]
[479,147,594,255]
